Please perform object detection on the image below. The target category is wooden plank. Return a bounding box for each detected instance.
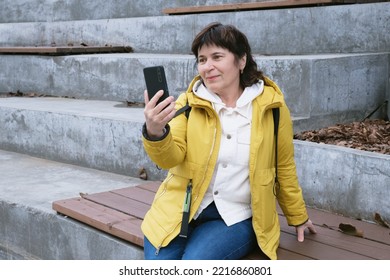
[163,0,346,15]
[83,192,150,219]
[276,247,314,260]
[279,231,373,259]
[277,204,390,246]
[279,215,390,259]
[0,45,133,55]
[137,181,161,192]
[111,186,156,205]
[163,0,382,15]
[305,207,390,245]
[52,198,144,246]
[245,247,313,260]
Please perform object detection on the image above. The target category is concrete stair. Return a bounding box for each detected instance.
[0,0,389,259]
[0,149,145,260]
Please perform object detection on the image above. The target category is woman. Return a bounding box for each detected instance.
[141,22,316,260]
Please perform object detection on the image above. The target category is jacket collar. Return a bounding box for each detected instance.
[192,79,264,119]
[186,75,284,110]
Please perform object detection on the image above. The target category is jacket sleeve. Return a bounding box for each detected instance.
[276,105,309,226]
[142,93,189,170]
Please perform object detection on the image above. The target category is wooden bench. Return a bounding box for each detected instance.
[162,0,379,15]
[52,181,390,260]
[0,45,133,56]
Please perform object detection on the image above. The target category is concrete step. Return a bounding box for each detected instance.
[0,0,256,23]
[0,2,389,55]
[0,97,167,181]
[1,52,388,125]
[0,149,145,260]
[0,95,388,181]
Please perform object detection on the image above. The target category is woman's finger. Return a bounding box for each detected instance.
[144,90,150,105]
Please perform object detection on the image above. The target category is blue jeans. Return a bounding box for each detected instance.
[144,202,257,260]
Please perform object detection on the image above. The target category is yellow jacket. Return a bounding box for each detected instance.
[141,76,308,260]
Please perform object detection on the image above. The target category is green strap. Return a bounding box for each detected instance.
[179,180,192,238]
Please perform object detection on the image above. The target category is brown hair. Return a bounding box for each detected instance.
[191,22,264,88]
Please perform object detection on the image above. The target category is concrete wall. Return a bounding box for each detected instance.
[0,201,143,260]
[1,3,389,55]
[0,0,265,22]
[387,57,390,119]
[295,141,390,223]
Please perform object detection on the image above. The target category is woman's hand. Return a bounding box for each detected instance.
[296,219,317,242]
[143,90,176,138]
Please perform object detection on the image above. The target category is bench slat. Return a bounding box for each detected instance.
[83,191,150,219]
[279,231,373,259]
[279,215,390,259]
[244,247,313,260]
[110,186,156,205]
[305,207,390,246]
[52,198,144,246]
[0,46,133,55]
[163,0,349,15]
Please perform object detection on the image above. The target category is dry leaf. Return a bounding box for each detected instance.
[79,192,88,198]
[126,101,145,108]
[339,223,364,237]
[374,213,390,228]
[138,167,147,180]
[294,119,390,155]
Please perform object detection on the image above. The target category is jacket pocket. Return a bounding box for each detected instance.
[151,173,189,228]
[236,126,251,165]
[251,168,277,232]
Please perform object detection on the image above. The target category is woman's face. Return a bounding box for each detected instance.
[197,44,246,98]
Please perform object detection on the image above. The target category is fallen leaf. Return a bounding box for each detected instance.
[374,213,390,228]
[79,192,88,198]
[126,101,145,108]
[294,119,390,155]
[138,167,147,180]
[339,223,364,237]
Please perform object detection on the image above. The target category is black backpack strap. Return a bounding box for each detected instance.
[185,104,191,119]
[174,100,191,119]
[272,108,280,197]
[175,98,192,238]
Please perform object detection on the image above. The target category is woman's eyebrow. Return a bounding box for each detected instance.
[199,51,226,57]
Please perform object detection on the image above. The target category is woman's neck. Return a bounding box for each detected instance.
[218,88,243,108]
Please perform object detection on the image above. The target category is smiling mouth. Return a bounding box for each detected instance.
[206,75,219,81]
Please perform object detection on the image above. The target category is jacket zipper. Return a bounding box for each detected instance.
[153,173,172,203]
[154,222,182,255]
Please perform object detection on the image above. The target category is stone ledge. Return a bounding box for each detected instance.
[1,53,387,122]
[294,140,390,223]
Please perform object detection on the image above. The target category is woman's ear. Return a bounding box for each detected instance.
[240,54,247,71]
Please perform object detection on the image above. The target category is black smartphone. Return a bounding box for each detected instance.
[143,66,170,105]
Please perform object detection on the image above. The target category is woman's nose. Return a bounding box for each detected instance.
[204,60,214,71]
